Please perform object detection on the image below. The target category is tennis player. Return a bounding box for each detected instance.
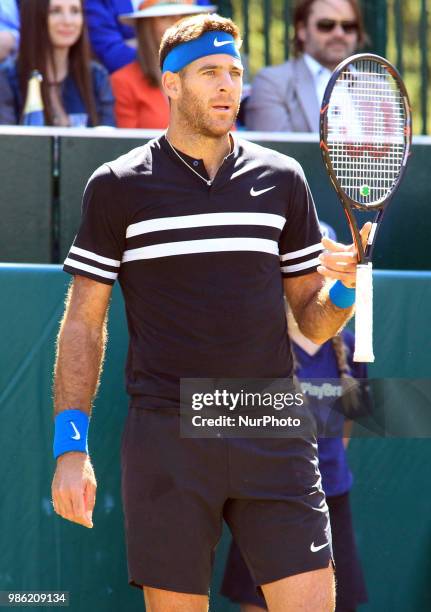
[51,13,370,612]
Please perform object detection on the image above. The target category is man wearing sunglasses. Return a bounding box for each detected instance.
[245,0,367,132]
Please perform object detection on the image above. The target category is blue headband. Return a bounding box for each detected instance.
[162,30,241,73]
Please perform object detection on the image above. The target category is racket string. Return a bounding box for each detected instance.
[326,58,408,205]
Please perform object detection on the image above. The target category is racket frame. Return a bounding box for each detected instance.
[320,53,412,264]
[319,53,412,362]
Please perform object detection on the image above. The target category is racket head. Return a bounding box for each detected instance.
[320,53,412,212]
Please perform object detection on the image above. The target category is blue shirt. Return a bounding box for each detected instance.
[85,0,136,74]
[84,0,221,74]
[0,0,19,37]
[0,0,19,54]
[293,329,368,497]
[0,59,116,126]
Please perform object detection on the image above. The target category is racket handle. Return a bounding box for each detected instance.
[354,262,375,363]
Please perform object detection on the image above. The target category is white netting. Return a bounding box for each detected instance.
[326,59,408,206]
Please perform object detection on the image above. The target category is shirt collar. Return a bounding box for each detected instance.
[161,132,238,164]
[303,53,330,80]
[159,132,239,186]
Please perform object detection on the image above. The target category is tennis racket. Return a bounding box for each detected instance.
[320,53,412,362]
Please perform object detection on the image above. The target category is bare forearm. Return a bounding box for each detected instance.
[297,283,354,344]
[284,224,371,345]
[53,317,107,417]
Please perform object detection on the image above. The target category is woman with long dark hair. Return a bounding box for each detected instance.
[0,0,115,126]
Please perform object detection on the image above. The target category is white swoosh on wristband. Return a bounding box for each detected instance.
[70,421,81,440]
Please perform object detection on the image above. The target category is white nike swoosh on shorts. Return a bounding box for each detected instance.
[310,541,329,553]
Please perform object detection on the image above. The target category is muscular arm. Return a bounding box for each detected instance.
[52,275,113,529]
[284,272,354,345]
[54,275,112,416]
[283,223,373,344]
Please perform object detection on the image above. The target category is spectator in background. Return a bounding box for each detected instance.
[84,0,216,75]
[246,0,366,132]
[220,224,369,612]
[0,0,20,63]
[0,0,115,127]
[84,0,137,75]
[111,0,215,129]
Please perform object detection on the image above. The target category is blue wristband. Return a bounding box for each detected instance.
[53,409,89,459]
[329,280,356,308]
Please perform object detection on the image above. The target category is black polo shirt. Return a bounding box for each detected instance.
[64,134,323,411]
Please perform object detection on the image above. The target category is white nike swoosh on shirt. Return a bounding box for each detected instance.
[310,541,329,553]
[214,38,235,47]
[250,186,276,197]
[70,421,81,441]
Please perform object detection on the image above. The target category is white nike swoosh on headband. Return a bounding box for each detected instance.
[213,38,235,47]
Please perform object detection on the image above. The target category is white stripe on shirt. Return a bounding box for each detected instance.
[280,256,321,274]
[126,212,286,238]
[122,237,279,262]
[70,245,121,267]
[64,258,118,280]
[280,242,322,262]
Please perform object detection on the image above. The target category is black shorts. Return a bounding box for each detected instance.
[121,407,332,595]
[221,492,368,610]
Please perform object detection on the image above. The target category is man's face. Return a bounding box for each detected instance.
[175,54,243,138]
[298,0,359,69]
